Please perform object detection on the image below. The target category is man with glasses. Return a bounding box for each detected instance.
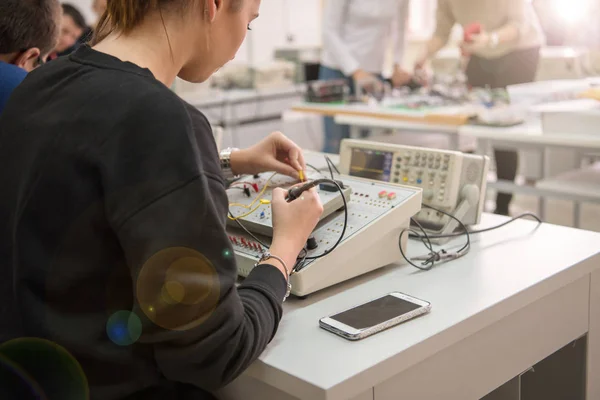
[0,0,61,114]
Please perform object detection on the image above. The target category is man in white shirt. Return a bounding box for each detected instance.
[320,0,412,153]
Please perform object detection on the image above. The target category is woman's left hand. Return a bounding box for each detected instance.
[230,132,306,180]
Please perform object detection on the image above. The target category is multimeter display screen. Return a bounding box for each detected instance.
[349,148,394,182]
[330,295,421,330]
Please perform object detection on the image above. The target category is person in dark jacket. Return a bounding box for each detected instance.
[0,0,323,399]
[0,0,61,114]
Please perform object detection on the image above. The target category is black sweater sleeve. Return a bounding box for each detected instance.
[98,91,286,391]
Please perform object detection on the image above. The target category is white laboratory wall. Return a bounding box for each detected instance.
[235,0,322,65]
[61,0,323,67]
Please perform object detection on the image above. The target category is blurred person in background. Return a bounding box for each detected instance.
[415,0,545,216]
[319,0,412,154]
[0,0,60,114]
[50,3,88,59]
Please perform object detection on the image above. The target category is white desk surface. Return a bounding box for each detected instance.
[334,114,460,134]
[244,214,600,400]
[435,46,589,61]
[459,119,600,150]
[328,114,600,150]
[293,101,471,119]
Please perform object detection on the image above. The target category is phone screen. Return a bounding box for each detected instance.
[329,295,422,330]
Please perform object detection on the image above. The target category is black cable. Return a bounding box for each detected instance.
[325,155,340,175]
[411,212,542,239]
[324,156,334,179]
[411,217,434,253]
[423,204,470,255]
[399,228,436,271]
[398,218,436,271]
[302,179,348,260]
[293,247,309,273]
[402,207,542,271]
[305,163,323,175]
[286,178,341,201]
[228,178,347,262]
[400,204,471,271]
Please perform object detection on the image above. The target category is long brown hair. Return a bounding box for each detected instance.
[93,0,243,44]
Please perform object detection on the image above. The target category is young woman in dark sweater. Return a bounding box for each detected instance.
[0,0,323,399]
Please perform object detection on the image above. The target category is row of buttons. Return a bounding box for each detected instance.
[397,152,451,162]
[378,191,397,200]
[394,169,448,178]
[397,177,446,187]
[229,236,263,252]
[397,152,451,171]
[393,176,448,189]
[421,189,447,203]
[398,161,449,170]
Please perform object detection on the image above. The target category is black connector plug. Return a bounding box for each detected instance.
[286,186,305,202]
[319,180,344,192]
[285,179,345,202]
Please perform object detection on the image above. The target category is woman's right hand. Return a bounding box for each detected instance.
[265,187,324,276]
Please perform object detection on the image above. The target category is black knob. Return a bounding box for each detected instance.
[307,237,319,250]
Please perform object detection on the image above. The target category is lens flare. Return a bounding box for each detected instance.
[0,353,45,400]
[222,248,233,259]
[106,311,143,347]
[552,0,590,24]
[0,338,88,400]
[136,247,220,331]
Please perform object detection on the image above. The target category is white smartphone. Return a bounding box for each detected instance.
[319,292,431,341]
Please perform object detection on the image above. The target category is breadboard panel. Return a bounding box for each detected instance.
[227,176,419,276]
[308,181,410,253]
[227,172,351,237]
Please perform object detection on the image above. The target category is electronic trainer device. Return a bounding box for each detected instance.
[226,172,422,297]
[305,79,349,103]
[339,140,490,241]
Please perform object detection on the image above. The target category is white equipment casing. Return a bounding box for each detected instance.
[228,175,422,297]
[338,139,489,240]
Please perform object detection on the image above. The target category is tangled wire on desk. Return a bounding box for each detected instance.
[401,206,543,271]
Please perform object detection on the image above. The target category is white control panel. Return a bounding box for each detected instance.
[386,148,462,209]
[226,173,352,237]
[339,140,490,236]
[226,173,422,296]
